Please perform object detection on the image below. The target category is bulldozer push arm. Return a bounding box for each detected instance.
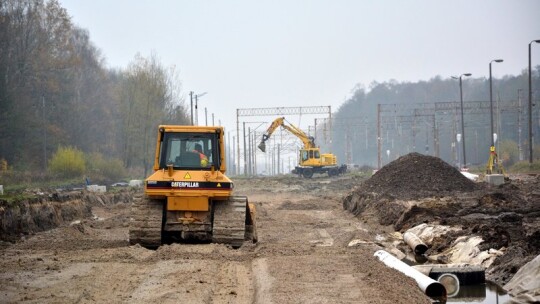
[258,117,315,152]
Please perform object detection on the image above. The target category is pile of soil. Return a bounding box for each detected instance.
[357,152,478,200]
[342,153,480,225]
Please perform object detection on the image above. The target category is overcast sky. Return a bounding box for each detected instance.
[60,0,540,132]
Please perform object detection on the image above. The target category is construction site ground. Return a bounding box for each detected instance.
[1,162,538,303]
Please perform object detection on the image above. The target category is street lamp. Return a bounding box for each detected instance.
[529,40,540,163]
[488,59,503,174]
[189,91,194,125]
[194,92,207,126]
[490,59,503,147]
[452,73,472,169]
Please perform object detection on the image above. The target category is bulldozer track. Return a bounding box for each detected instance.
[212,196,247,248]
[129,193,163,249]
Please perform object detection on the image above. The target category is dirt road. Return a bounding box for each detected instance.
[0,175,430,303]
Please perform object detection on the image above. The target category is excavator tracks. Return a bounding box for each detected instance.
[129,193,163,249]
[212,196,249,248]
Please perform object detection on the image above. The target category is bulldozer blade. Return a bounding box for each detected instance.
[258,141,266,152]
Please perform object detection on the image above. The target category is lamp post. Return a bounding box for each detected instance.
[42,95,47,171]
[194,92,207,126]
[452,73,472,169]
[490,60,503,147]
[189,91,194,125]
[487,59,503,174]
[529,40,540,163]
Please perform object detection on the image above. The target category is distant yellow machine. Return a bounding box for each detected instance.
[129,125,257,248]
[258,117,347,178]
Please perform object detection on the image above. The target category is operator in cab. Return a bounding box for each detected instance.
[193,143,209,167]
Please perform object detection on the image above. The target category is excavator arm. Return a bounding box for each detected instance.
[258,117,315,152]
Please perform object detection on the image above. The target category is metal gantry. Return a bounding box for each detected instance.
[235,106,332,176]
[376,100,523,169]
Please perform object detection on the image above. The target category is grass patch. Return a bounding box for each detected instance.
[508,161,540,173]
[0,193,37,206]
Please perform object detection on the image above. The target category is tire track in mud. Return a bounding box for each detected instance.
[128,259,256,304]
[128,260,183,303]
[209,262,254,304]
[252,258,275,304]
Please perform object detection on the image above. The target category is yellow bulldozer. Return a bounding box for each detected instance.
[258,117,347,178]
[129,125,257,248]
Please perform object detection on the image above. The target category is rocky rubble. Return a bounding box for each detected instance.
[342,152,540,286]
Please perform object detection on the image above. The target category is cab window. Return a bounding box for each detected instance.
[159,132,218,170]
[301,150,308,161]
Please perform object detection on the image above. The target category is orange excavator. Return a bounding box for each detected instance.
[258,117,346,178]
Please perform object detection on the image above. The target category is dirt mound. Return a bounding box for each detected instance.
[358,152,478,200]
[341,153,540,286]
[342,153,480,226]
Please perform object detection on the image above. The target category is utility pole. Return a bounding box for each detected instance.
[248,127,252,176]
[253,131,258,175]
[42,95,47,171]
[271,145,275,175]
[227,131,231,174]
[277,144,281,175]
[195,95,198,125]
[314,118,317,143]
[236,110,240,176]
[232,135,236,176]
[190,91,194,125]
[243,122,247,175]
[529,40,540,163]
[377,104,382,169]
[518,89,523,161]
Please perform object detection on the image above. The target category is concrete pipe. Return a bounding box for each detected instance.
[403,231,428,255]
[437,273,460,298]
[374,250,446,300]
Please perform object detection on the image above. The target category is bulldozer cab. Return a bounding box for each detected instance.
[158,130,219,170]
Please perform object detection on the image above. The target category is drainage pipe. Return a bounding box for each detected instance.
[403,231,428,255]
[374,250,446,299]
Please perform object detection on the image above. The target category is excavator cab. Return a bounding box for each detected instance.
[129,125,257,249]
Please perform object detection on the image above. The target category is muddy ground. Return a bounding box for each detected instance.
[0,175,432,304]
[0,162,537,303]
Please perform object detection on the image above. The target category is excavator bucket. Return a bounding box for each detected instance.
[258,141,266,152]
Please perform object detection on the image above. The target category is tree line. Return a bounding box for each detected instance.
[329,69,540,168]
[0,0,189,177]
